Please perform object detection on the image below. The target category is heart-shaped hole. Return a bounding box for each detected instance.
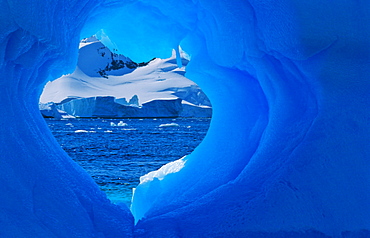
[41,36,213,207]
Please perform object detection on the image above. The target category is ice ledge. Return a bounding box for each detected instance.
[139,156,187,184]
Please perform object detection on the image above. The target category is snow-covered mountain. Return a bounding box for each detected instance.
[40,36,211,118]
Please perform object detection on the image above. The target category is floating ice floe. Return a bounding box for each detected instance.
[159,123,179,127]
[74,130,88,133]
[117,121,128,126]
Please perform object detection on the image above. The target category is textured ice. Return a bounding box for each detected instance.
[55,95,210,118]
[132,156,187,223]
[1,0,369,237]
[139,157,186,184]
[39,102,62,119]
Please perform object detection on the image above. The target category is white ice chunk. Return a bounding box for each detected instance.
[74,130,88,133]
[117,121,128,126]
[158,123,179,127]
[139,156,187,184]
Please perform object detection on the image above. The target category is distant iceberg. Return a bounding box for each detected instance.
[40,37,212,118]
[179,101,212,118]
[39,38,212,119]
[56,96,211,118]
[39,102,62,119]
[39,102,75,119]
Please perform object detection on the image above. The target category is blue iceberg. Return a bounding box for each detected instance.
[0,0,369,237]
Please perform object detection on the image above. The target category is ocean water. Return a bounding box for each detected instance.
[46,118,211,206]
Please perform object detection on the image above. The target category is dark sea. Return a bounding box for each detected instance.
[45,118,211,206]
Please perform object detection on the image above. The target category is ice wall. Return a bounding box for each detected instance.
[0,1,134,237]
[0,0,369,237]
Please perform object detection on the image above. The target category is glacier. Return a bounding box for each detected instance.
[57,96,184,118]
[39,36,200,105]
[1,0,369,237]
[40,36,211,119]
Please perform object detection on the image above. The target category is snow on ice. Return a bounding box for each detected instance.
[40,36,211,119]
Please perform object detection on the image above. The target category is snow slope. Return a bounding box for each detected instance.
[40,37,211,107]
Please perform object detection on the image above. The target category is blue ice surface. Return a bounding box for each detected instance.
[0,0,370,237]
